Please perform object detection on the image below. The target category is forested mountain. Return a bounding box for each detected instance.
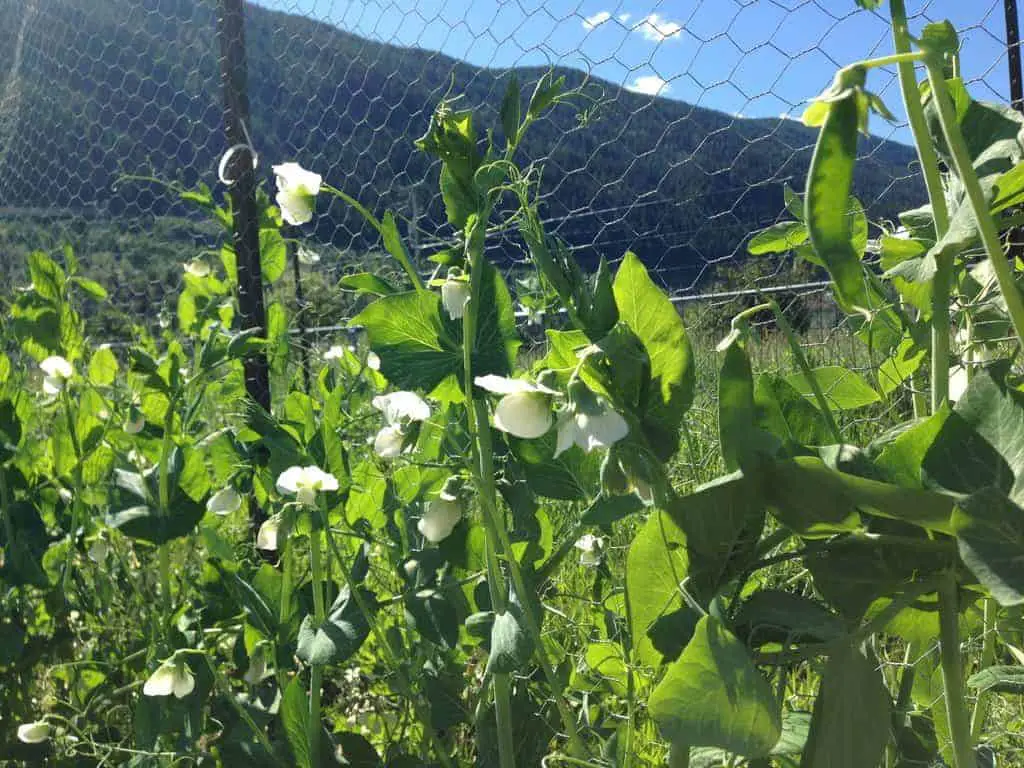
[0,0,922,289]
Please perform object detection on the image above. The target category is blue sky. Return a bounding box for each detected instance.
[254,0,1011,144]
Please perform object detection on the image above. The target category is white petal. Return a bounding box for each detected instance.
[417,498,462,543]
[305,466,339,491]
[579,549,602,567]
[949,366,968,402]
[366,351,381,371]
[574,534,602,552]
[575,409,629,452]
[88,538,109,563]
[297,245,321,265]
[272,162,322,195]
[184,259,211,277]
[243,655,267,685]
[207,487,242,515]
[493,392,553,439]
[277,186,315,226]
[441,279,471,320]
[41,356,74,379]
[474,374,539,395]
[324,345,346,360]
[256,515,281,551]
[275,466,305,495]
[374,425,406,458]
[553,412,578,458]
[43,376,64,395]
[172,665,196,698]
[372,391,430,423]
[143,664,177,697]
[17,722,50,744]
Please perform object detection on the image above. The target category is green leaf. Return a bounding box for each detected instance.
[967,665,1024,694]
[485,601,534,675]
[106,500,206,545]
[733,590,845,647]
[613,252,694,459]
[754,375,833,451]
[719,338,760,471]
[214,562,279,640]
[785,366,881,411]
[877,334,927,395]
[28,251,66,303]
[281,677,311,768]
[575,643,628,696]
[259,228,287,284]
[800,645,891,768]
[648,615,781,757]
[626,510,689,667]
[527,70,566,119]
[747,221,809,255]
[338,272,396,296]
[918,21,960,56]
[923,368,1024,505]
[953,488,1024,606]
[71,276,108,301]
[88,346,119,386]
[500,74,521,145]
[404,587,459,649]
[296,586,373,665]
[991,159,1024,214]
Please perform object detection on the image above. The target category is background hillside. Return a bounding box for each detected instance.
[0,0,922,300]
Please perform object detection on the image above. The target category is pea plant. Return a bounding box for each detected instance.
[3,5,1024,768]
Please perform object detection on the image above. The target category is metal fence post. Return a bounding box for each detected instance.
[218,0,272,414]
[1006,0,1023,112]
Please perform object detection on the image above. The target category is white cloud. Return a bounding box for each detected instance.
[627,75,670,96]
[618,12,631,22]
[635,13,683,42]
[582,11,612,30]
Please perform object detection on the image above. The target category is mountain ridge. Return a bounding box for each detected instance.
[0,0,923,287]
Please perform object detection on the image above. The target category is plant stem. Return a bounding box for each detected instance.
[320,517,456,768]
[767,299,843,442]
[308,527,325,768]
[60,390,86,595]
[924,60,1024,350]
[938,574,977,768]
[970,598,998,740]
[483,537,516,768]
[890,0,952,413]
[157,406,176,623]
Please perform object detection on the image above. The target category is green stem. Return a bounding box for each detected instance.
[491,665,516,768]
[156,407,176,622]
[768,299,843,442]
[321,518,456,768]
[970,599,998,741]
[308,527,325,768]
[206,656,285,766]
[924,61,1024,350]
[854,51,926,71]
[938,574,977,768]
[668,743,691,768]
[60,390,86,594]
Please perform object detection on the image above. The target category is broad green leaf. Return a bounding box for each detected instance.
[28,251,65,303]
[800,645,891,768]
[296,586,373,665]
[266,301,290,378]
[381,211,417,282]
[0,502,49,588]
[991,159,1024,213]
[918,21,960,56]
[649,615,781,757]
[485,601,534,675]
[754,374,833,451]
[877,334,927,395]
[874,405,950,487]
[500,74,521,144]
[733,590,845,647]
[953,488,1024,606]
[613,252,694,459]
[785,366,881,411]
[404,587,459,649]
[719,338,757,472]
[527,70,566,119]
[626,510,689,667]
[967,665,1024,694]
[281,677,311,768]
[338,272,396,296]
[72,277,108,300]
[105,500,206,545]
[923,368,1024,505]
[575,643,629,697]
[259,228,287,284]
[666,471,765,596]
[747,221,808,255]
[213,561,279,640]
[88,347,118,386]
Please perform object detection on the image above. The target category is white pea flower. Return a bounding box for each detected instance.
[324,345,347,361]
[575,534,604,567]
[143,657,195,699]
[272,162,322,226]
[440,275,471,320]
[366,351,381,371]
[256,514,281,551]
[40,356,74,395]
[373,424,407,458]
[183,259,211,277]
[124,409,145,435]
[207,487,242,516]
[474,375,557,439]
[555,388,629,457]
[297,245,321,265]
[58,487,73,504]
[17,721,50,744]
[418,497,462,543]
[276,466,339,507]
[371,392,431,457]
[243,645,269,685]
[87,536,109,563]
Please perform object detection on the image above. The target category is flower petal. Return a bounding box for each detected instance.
[17,722,50,744]
[417,498,462,543]
[374,424,406,457]
[207,487,242,515]
[372,391,430,424]
[553,411,577,457]
[40,356,74,379]
[575,409,629,452]
[275,466,305,495]
[493,392,553,439]
[256,515,281,551]
[143,664,177,697]
[474,374,539,395]
[172,664,196,699]
[441,279,471,320]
